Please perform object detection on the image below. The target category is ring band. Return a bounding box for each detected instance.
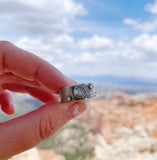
[59,83,96,103]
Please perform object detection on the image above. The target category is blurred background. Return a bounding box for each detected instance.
[1,0,157,160]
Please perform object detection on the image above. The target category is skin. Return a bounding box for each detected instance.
[0,41,87,160]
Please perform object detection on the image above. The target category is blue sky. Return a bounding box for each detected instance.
[0,0,157,82]
[73,0,156,38]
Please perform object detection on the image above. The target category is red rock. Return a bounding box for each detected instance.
[77,95,157,142]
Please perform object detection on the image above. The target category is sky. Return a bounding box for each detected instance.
[0,0,157,82]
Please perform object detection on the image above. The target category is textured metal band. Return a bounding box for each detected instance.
[59,83,96,103]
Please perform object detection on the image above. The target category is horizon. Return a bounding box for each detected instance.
[69,74,157,87]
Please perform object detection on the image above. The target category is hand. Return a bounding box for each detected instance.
[0,41,87,160]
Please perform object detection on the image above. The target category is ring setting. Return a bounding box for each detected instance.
[59,83,96,103]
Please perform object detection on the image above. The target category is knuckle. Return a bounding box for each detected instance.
[0,41,13,74]
[0,41,13,58]
[38,115,66,141]
[0,41,12,49]
[38,116,56,140]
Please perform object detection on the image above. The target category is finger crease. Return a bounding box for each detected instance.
[34,64,40,82]
[0,73,39,87]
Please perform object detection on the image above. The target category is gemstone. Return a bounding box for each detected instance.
[73,85,86,98]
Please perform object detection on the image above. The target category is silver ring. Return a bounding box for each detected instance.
[59,83,96,103]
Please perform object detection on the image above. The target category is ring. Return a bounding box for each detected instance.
[59,83,96,103]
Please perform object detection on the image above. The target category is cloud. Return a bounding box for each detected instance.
[132,34,157,54]
[15,33,157,79]
[77,35,114,50]
[52,34,74,48]
[15,36,64,63]
[0,0,87,35]
[123,18,138,26]
[66,34,157,78]
[123,18,157,32]
[2,0,157,80]
[123,0,157,32]
[145,0,157,14]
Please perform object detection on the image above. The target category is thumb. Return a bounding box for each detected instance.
[0,101,87,159]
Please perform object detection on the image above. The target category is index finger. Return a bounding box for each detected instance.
[0,41,75,92]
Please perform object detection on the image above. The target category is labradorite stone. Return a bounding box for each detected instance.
[73,85,86,98]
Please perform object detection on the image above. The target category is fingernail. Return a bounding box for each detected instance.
[66,101,87,121]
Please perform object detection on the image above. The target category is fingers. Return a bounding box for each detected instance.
[3,83,60,103]
[0,41,75,93]
[0,100,87,159]
[0,83,60,115]
[0,90,15,115]
[27,87,60,103]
